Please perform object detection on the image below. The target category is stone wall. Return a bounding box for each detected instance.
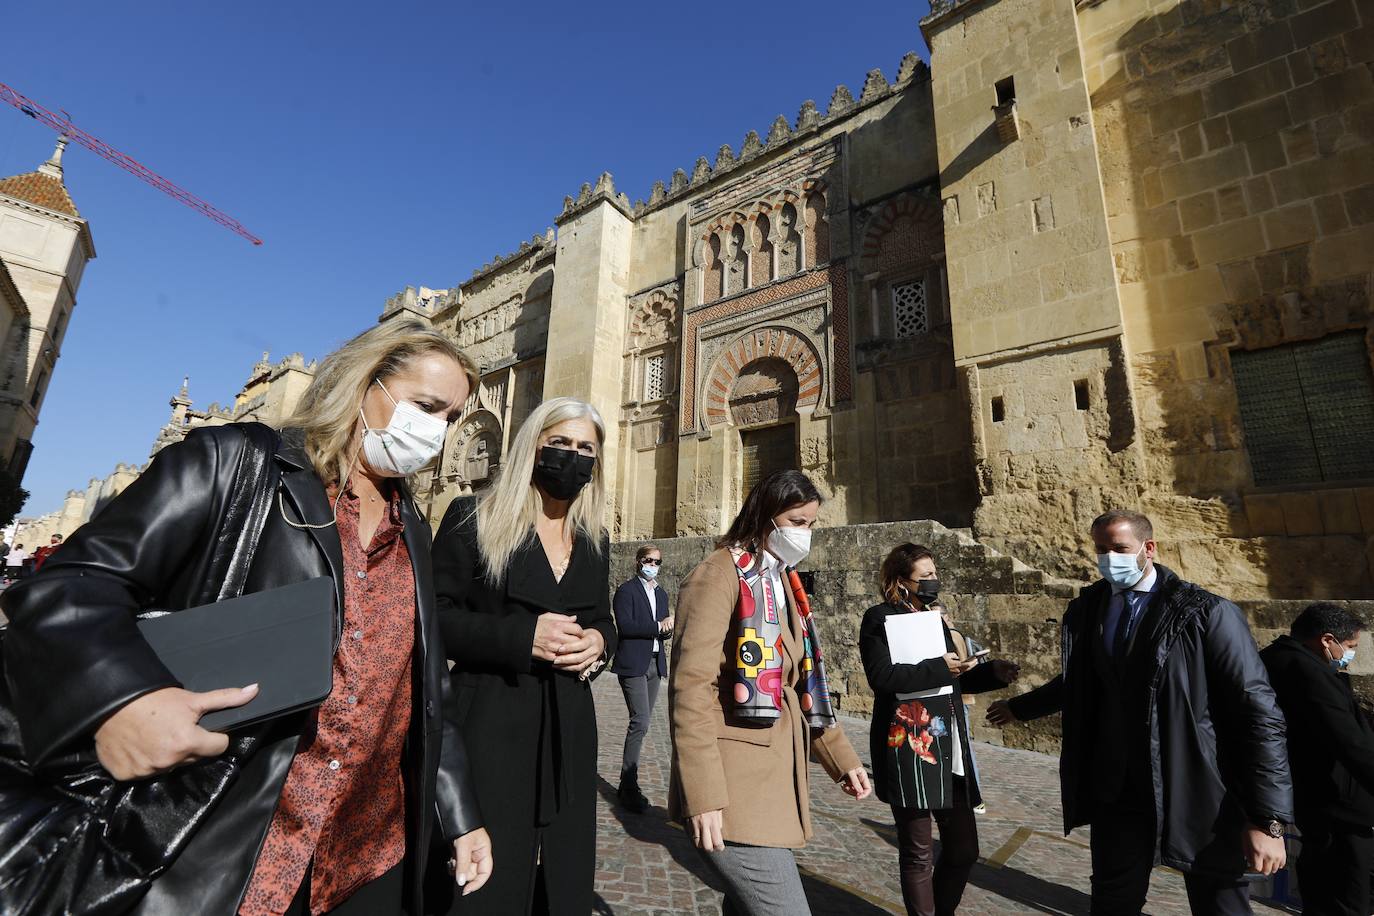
[1077,0,1374,598]
[915,0,1374,600]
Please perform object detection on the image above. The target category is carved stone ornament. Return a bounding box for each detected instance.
[630,291,679,348]
[826,85,856,118]
[447,410,503,484]
[740,130,764,160]
[860,69,890,103]
[766,115,792,147]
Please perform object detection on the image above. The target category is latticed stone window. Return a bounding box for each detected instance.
[644,353,667,401]
[892,279,929,338]
[1232,331,1374,486]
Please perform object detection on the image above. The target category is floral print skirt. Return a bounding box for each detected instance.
[884,694,959,810]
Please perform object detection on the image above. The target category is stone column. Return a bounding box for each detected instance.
[546,193,635,534]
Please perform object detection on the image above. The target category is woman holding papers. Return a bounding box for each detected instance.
[859,543,1020,916]
[668,469,870,916]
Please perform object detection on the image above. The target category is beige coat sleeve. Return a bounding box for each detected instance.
[810,722,863,782]
[667,552,740,817]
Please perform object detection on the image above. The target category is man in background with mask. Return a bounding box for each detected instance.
[611,544,673,813]
[987,509,1291,915]
[1261,603,1373,915]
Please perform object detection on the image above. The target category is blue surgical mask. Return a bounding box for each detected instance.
[640,563,660,580]
[1328,644,1356,671]
[1097,546,1146,589]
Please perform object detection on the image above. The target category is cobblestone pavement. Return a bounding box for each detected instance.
[590,676,1292,916]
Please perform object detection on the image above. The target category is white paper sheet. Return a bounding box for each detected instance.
[884,611,954,699]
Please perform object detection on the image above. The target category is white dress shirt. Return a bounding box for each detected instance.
[639,574,661,653]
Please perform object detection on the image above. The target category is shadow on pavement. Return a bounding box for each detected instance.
[860,815,1091,915]
[597,777,899,915]
[964,862,1091,915]
[596,775,722,891]
[860,816,901,848]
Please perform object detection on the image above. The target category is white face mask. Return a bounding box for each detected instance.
[1096,545,1146,589]
[359,380,448,478]
[766,522,812,568]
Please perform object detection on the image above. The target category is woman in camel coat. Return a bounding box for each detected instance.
[668,469,871,915]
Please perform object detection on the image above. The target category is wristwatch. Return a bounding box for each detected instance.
[1255,818,1285,839]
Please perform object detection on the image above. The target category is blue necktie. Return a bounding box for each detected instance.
[1111,591,1143,659]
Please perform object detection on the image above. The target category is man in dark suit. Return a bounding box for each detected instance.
[1261,603,1373,916]
[611,544,672,813]
[987,509,1291,915]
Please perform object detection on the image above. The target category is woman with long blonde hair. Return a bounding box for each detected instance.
[1,318,492,916]
[429,396,617,916]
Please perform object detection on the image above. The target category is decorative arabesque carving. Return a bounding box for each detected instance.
[751,215,774,287]
[703,233,723,302]
[775,203,803,275]
[460,295,522,348]
[447,410,503,491]
[724,224,748,297]
[858,192,944,276]
[702,327,824,428]
[729,357,800,428]
[629,293,678,349]
[694,187,826,306]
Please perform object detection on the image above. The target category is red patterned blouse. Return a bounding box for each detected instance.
[239,486,416,916]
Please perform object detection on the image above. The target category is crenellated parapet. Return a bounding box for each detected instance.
[380,285,453,322]
[556,172,634,224]
[570,53,930,222]
[462,227,557,286]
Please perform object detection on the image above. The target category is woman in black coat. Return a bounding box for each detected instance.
[429,396,617,916]
[859,543,1019,916]
[0,321,490,915]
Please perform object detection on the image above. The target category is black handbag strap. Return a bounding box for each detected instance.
[199,423,280,606]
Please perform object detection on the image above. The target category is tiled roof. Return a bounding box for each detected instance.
[0,170,79,217]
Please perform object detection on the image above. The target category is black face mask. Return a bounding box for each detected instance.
[533,446,595,501]
[915,578,941,606]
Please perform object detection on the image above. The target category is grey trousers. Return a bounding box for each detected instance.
[697,842,812,916]
[617,671,662,776]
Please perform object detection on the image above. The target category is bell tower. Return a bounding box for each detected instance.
[0,135,96,480]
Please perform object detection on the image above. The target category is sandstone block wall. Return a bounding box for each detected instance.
[1080,0,1374,598]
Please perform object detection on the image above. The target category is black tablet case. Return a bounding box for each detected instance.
[137,576,335,732]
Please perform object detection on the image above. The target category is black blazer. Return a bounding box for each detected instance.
[611,577,670,677]
[1261,635,1374,827]
[0,424,481,916]
[429,496,616,916]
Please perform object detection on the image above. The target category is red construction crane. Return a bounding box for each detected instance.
[0,81,262,245]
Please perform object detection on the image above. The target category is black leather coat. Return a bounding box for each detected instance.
[1007,565,1293,875]
[1,424,482,915]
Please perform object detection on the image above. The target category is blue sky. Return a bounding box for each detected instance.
[2,1,931,514]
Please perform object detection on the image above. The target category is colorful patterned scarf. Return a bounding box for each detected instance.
[729,547,837,728]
